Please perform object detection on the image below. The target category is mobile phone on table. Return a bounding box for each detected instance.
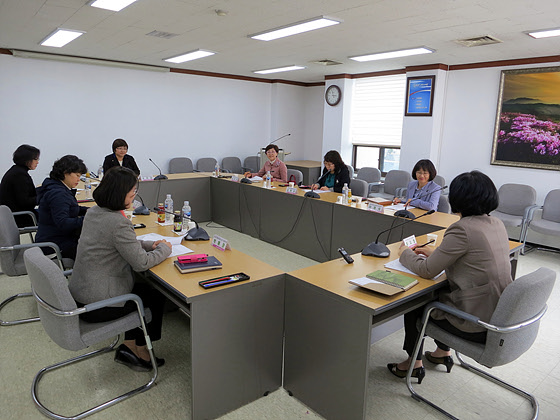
[133,223,146,229]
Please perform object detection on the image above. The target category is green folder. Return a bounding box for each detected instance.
[366,270,418,291]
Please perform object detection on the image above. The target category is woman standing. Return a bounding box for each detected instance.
[0,144,41,227]
[103,138,140,176]
[69,166,171,371]
[311,150,351,193]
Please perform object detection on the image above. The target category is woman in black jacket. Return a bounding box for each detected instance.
[36,155,88,259]
[103,138,140,176]
[0,144,41,227]
[311,150,351,193]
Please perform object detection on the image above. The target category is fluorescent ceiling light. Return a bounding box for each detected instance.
[164,49,215,64]
[249,16,341,41]
[349,47,434,62]
[527,28,560,39]
[253,65,306,75]
[40,29,85,48]
[90,0,138,12]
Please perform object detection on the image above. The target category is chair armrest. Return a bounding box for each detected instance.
[423,301,481,325]
[13,210,37,226]
[83,293,146,317]
[2,242,65,270]
[524,204,542,223]
[221,169,232,173]
[367,182,383,195]
[192,169,201,172]
[19,226,38,235]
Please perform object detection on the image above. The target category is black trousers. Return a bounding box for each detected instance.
[403,305,487,360]
[77,282,166,346]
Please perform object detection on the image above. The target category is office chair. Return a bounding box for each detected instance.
[406,267,556,420]
[349,178,368,198]
[243,156,260,173]
[356,167,382,195]
[168,157,194,174]
[0,205,71,326]
[433,174,446,189]
[346,164,355,179]
[437,194,450,213]
[368,170,412,200]
[287,169,303,185]
[196,157,218,172]
[524,189,560,254]
[221,156,251,174]
[23,247,158,420]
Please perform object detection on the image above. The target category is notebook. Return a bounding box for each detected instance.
[173,256,222,274]
[349,270,418,296]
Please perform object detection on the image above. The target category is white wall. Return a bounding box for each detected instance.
[0,54,320,184]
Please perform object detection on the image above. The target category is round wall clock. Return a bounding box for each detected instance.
[325,85,342,106]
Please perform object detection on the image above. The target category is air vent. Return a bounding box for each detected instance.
[455,35,502,47]
[146,30,179,39]
[310,59,343,66]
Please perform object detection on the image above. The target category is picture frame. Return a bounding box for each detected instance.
[492,66,560,171]
[405,75,435,116]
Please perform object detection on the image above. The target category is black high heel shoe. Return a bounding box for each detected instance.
[387,363,425,384]
[424,351,454,373]
[114,344,165,372]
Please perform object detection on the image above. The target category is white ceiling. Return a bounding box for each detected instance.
[1,0,560,83]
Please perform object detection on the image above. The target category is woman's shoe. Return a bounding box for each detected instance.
[387,363,425,384]
[424,351,454,373]
[114,344,165,371]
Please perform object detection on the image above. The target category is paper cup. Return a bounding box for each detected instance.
[336,196,343,204]
[289,182,295,187]
[427,233,438,246]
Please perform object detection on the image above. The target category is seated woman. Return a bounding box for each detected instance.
[311,150,350,193]
[0,144,41,227]
[36,155,89,260]
[393,159,441,211]
[244,144,287,182]
[103,138,140,176]
[69,166,172,371]
[387,171,512,383]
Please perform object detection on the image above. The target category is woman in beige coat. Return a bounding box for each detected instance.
[388,171,512,384]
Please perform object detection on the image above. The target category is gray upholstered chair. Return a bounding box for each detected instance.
[196,157,218,172]
[406,267,556,419]
[525,189,560,254]
[437,194,450,213]
[168,157,194,174]
[23,247,158,420]
[221,156,243,174]
[490,183,536,244]
[368,169,412,200]
[433,174,446,189]
[346,164,355,179]
[0,205,70,326]
[243,156,260,173]
[356,167,382,195]
[350,178,369,198]
[287,169,303,185]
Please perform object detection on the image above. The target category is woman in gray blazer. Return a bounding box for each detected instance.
[69,166,172,372]
[388,171,512,384]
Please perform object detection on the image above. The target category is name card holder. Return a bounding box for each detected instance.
[285,187,298,195]
[403,234,417,248]
[231,174,239,182]
[212,234,231,251]
[367,202,384,213]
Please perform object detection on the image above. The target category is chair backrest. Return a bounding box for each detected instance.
[168,157,193,174]
[356,167,381,184]
[243,156,260,173]
[221,157,243,174]
[23,247,83,351]
[350,179,368,198]
[0,205,23,276]
[437,194,450,213]
[433,175,446,189]
[542,189,560,223]
[346,165,354,179]
[384,170,412,196]
[287,169,303,185]
[480,267,556,367]
[496,183,537,216]
[196,157,217,172]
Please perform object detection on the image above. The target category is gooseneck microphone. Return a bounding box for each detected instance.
[270,133,291,144]
[394,185,447,219]
[133,193,150,215]
[152,207,210,241]
[149,158,168,180]
[362,209,435,258]
[304,170,328,199]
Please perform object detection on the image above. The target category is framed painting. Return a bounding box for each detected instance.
[492,66,560,170]
[405,75,435,116]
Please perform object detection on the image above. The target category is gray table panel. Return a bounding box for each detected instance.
[211,178,241,231]
[239,183,262,238]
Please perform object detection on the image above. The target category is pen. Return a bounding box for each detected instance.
[415,239,435,248]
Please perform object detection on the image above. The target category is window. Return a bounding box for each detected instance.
[349,74,406,174]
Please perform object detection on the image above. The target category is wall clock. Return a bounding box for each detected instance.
[325,85,342,106]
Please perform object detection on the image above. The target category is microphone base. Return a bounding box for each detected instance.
[133,205,150,216]
[154,174,168,180]
[184,227,210,241]
[304,191,320,199]
[362,242,390,258]
[394,210,416,219]
[240,178,252,184]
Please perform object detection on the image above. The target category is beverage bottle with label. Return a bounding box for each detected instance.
[97,165,104,180]
[157,203,165,223]
[85,173,92,199]
[214,162,220,177]
[164,194,173,223]
[265,171,272,188]
[342,183,349,205]
[173,211,182,232]
[182,201,191,222]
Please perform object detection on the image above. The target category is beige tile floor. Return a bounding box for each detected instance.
[1,224,558,420]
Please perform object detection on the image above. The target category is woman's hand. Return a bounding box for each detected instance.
[412,244,433,257]
[393,197,401,205]
[311,183,319,190]
[243,172,252,178]
[153,240,172,250]
[319,186,330,191]
[397,241,409,256]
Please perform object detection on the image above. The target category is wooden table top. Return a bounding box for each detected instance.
[285,160,322,168]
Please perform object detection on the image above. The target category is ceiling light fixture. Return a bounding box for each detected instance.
[349,47,434,62]
[40,29,85,48]
[164,49,215,64]
[89,0,138,12]
[253,65,306,74]
[527,28,560,39]
[249,16,341,41]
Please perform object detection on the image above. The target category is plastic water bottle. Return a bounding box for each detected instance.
[97,165,103,180]
[214,162,220,177]
[164,194,174,223]
[85,173,92,199]
[182,200,191,222]
[265,171,272,188]
[342,183,349,205]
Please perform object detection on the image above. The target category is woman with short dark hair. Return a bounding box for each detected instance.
[387,171,512,383]
[0,144,41,227]
[36,155,89,259]
[102,138,140,176]
[244,144,288,182]
[69,166,171,371]
[393,159,440,211]
[311,150,351,193]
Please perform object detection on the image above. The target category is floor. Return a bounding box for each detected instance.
[1,224,559,420]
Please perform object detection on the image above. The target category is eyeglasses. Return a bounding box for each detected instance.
[116,147,128,151]
[416,171,430,176]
